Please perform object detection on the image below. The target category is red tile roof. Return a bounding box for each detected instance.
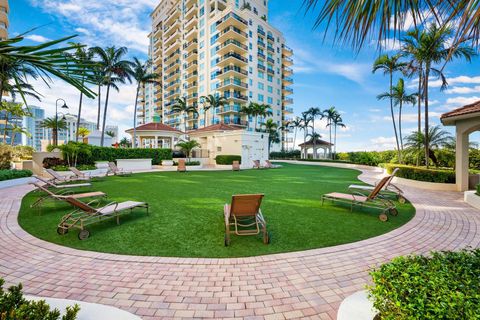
[441,100,480,119]
[126,123,183,133]
[189,123,245,134]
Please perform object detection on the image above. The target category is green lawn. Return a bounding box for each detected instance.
[18,163,415,258]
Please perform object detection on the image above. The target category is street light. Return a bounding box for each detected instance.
[55,98,68,146]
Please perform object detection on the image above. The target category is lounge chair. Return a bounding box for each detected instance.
[253,160,263,169]
[46,168,89,183]
[30,182,106,208]
[321,176,398,221]
[34,175,91,189]
[232,161,240,171]
[57,197,149,240]
[177,159,187,172]
[69,167,107,180]
[348,168,405,203]
[265,160,280,169]
[224,194,269,246]
[108,162,132,176]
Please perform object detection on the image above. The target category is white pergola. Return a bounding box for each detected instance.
[441,101,480,191]
[125,123,183,149]
[298,138,333,159]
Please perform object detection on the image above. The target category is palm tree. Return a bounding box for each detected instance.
[1,102,30,144]
[77,127,90,142]
[240,104,254,130]
[106,130,115,138]
[400,24,475,168]
[119,137,131,148]
[300,112,312,159]
[200,94,227,127]
[322,107,337,151]
[377,78,417,155]
[281,120,292,151]
[305,107,322,159]
[175,139,201,161]
[91,46,133,146]
[290,117,302,152]
[260,118,279,154]
[131,58,160,148]
[373,54,406,162]
[67,43,94,142]
[89,67,106,130]
[253,103,273,131]
[10,124,30,146]
[0,35,95,104]
[172,97,198,133]
[41,117,67,146]
[327,113,346,159]
[404,126,454,167]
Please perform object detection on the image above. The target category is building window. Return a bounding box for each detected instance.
[258,94,264,102]
[258,82,264,90]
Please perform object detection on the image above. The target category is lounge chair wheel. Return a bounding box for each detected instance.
[224,234,230,247]
[398,196,406,204]
[263,232,271,244]
[379,213,388,222]
[78,229,90,240]
[390,208,399,216]
[57,226,68,235]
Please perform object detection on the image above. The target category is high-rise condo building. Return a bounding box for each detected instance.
[0,0,8,40]
[23,106,45,151]
[140,0,293,151]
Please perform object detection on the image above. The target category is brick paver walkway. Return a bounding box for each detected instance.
[1,163,479,319]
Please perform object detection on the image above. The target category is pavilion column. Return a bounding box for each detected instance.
[154,136,159,149]
[139,137,144,148]
[455,128,469,192]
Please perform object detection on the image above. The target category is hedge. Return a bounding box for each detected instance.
[270,150,301,159]
[75,146,172,166]
[368,249,480,320]
[299,159,350,164]
[337,151,397,166]
[0,278,79,319]
[384,164,456,183]
[0,169,33,181]
[215,155,242,165]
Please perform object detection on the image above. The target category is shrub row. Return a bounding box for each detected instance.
[269,150,301,159]
[299,159,350,164]
[173,161,201,166]
[73,145,172,165]
[215,155,242,165]
[0,169,33,181]
[52,164,97,172]
[337,151,397,166]
[383,164,456,183]
[368,249,480,320]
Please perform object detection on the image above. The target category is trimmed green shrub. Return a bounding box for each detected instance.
[299,159,350,164]
[270,150,301,159]
[0,278,79,319]
[368,249,480,320]
[215,155,242,165]
[0,144,13,170]
[74,145,172,166]
[0,169,33,181]
[42,157,66,169]
[384,164,455,183]
[337,151,397,166]
[173,161,201,166]
[52,164,96,171]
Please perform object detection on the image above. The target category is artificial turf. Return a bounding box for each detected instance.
[18,163,415,258]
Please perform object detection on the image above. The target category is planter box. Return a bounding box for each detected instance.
[162,160,174,166]
[391,176,457,191]
[464,191,480,210]
[95,161,109,169]
[469,174,480,190]
[116,159,152,171]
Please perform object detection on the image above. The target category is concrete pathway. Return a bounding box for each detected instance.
[0,162,479,319]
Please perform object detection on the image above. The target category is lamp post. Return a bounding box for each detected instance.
[55,98,68,146]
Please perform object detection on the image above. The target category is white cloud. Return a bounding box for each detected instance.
[378,38,401,51]
[445,96,480,106]
[25,34,52,42]
[29,0,156,53]
[370,136,397,150]
[445,86,480,94]
[431,75,480,88]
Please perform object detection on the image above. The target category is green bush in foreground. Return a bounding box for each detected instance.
[384,164,456,183]
[215,155,241,165]
[173,161,201,166]
[0,278,80,319]
[0,169,32,181]
[51,164,97,172]
[269,150,301,159]
[368,249,480,320]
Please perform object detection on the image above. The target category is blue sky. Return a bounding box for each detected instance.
[11,0,480,151]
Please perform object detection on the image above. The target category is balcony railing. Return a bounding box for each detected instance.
[218,52,248,64]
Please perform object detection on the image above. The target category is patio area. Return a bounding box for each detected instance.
[1,162,479,319]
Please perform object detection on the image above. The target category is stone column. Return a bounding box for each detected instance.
[455,128,469,192]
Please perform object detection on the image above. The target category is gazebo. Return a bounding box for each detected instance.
[441,100,480,191]
[125,123,183,149]
[298,138,333,159]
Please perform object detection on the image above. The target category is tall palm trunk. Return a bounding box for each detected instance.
[101,84,111,147]
[312,118,317,159]
[303,129,307,159]
[2,114,8,144]
[133,84,140,148]
[75,76,85,142]
[389,72,401,163]
[399,101,404,152]
[329,119,333,159]
[416,65,422,166]
[424,65,430,169]
[293,128,298,153]
[96,85,102,130]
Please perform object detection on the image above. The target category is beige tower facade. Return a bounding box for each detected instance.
[140,0,293,151]
[0,0,8,40]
